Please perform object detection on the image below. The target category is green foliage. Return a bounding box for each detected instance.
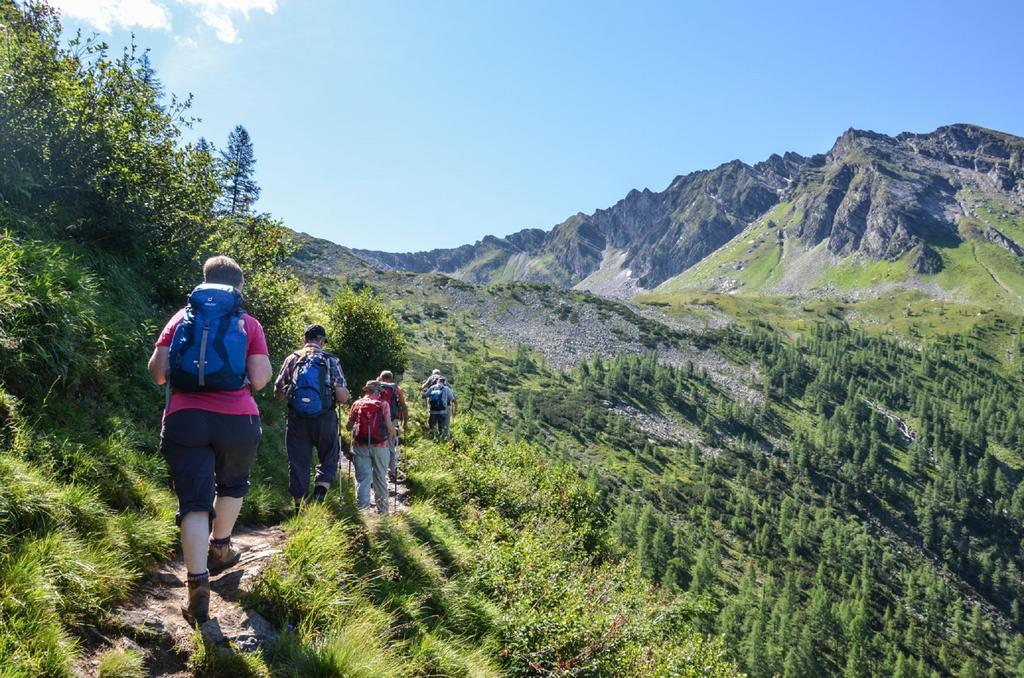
[412,419,736,676]
[218,124,261,216]
[383,275,1024,676]
[96,646,145,678]
[0,2,219,286]
[0,233,104,402]
[0,413,176,674]
[188,629,271,677]
[325,286,409,389]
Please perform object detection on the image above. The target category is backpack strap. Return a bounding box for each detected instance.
[318,352,330,408]
[197,320,210,387]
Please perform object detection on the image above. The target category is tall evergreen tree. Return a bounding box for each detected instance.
[219,124,260,215]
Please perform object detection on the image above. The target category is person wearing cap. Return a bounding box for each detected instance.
[347,380,396,514]
[274,324,349,510]
[378,370,408,482]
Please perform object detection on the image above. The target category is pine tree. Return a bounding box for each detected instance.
[219,124,261,216]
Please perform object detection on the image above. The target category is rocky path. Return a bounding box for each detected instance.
[74,464,412,677]
[75,526,286,677]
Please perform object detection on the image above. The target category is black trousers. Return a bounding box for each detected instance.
[286,409,341,499]
[160,409,261,523]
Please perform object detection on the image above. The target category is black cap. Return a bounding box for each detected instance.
[304,324,327,342]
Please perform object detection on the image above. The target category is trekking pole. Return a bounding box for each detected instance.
[393,429,399,513]
[336,404,350,480]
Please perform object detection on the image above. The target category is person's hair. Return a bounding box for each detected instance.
[431,368,441,375]
[304,324,327,343]
[378,370,394,382]
[203,255,244,288]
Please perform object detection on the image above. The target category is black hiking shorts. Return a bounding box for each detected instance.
[159,409,262,523]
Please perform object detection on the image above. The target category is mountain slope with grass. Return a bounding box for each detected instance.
[284,252,1024,676]
[658,125,1024,310]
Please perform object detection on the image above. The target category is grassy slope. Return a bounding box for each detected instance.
[240,419,735,677]
[359,268,1024,675]
[655,191,1024,315]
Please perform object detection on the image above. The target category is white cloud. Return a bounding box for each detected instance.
[52,0,277,44]
[178,0,277,43]
[174,34,199,49]
[51,0,172,32]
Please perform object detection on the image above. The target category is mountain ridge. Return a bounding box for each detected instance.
[345,123,1024,305]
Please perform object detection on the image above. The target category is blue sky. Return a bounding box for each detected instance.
[54,0,1024,252]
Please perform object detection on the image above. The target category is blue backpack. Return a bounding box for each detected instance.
[428,385,447,412]
[168,284,247,391]
[289,350,334,418]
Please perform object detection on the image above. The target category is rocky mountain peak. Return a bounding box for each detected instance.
[342,124,1024,296]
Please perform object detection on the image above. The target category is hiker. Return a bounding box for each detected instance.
[420,368,443,396]
[346,380,396,514]
[147,255,272,625]
[378,370,408,482]
[273,324,350,511]
[426,377,457,439]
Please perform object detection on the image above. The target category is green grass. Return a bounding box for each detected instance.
[0,388,178,675]
[189,630,271,677]
[657,202,794,294]
[822,253,912,289]
[241,418,736,676]
[96,646,146,678]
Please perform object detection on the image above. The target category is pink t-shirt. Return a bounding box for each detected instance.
[156,308,269,417]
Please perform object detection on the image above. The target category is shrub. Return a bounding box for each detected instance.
[0,233,105,403]
[325,287,409,389]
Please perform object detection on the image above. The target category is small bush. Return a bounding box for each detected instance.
[0,233,105,403]
[188,630,270,678]
[97,646,145,678]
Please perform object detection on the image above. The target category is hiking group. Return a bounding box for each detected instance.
[147,255,456,625]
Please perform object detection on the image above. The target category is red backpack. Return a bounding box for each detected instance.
[351,397,388,446]
[380,383,400,420]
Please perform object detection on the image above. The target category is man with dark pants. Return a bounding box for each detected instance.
[148,255,272,624]
[274,324,349,510]
[426,377,457,439]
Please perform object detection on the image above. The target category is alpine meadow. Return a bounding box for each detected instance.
[3,1,1024,677]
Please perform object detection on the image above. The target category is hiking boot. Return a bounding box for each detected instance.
[207,539,240,573]
[312,485,328,502]
[181,574,210,625]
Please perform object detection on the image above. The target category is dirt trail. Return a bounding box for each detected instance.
[75,526,286,677]
[75,463,412,677]
[342,455,412,514]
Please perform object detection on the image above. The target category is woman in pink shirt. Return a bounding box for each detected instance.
[147,255,272,624]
